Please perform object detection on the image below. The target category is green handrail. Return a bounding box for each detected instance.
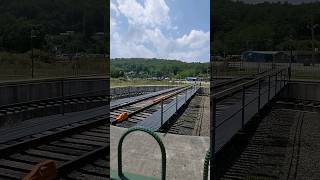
[203,150,210,180]
[117,127,167,180]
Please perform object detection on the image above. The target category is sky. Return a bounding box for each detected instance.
[110,0,210,62]
[235,0,320,4]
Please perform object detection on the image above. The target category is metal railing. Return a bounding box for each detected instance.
[159,86,198,128]
[209,67,290,179]
[223,61,320,80]
[133,85,199,131]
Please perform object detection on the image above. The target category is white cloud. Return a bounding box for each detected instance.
[176,30,210,49]
[116,0,170,28]
[110,2,120,16]
[168,44,209,62]
[110,0,209,62]
[111,37,156,58]
[110,17,117,32]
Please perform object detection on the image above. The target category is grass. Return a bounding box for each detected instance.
[213,68,261,77]
[111,78,180,87]
[215,67,320,80]
[0,52,107,81]
[291,71,320,80]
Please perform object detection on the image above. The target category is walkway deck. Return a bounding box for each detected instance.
[110,126,209,180]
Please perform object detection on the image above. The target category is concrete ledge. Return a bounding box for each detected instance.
[110,126,209,180]
[283,81,320,101]
[0,77,107,106]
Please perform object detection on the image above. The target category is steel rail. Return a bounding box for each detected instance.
[110,86,185,111]
[111,86,192,125]
[57,145,109,176]
[0,115,108,158]
[0,89,107,110]
[0,76,108,88]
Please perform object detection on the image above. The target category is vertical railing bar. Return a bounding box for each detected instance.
[258,78,261,113]
[175,94,178,111]
[275,72,277,95]
[268,75,271,102]
[185,89,187,102]
[241,85,245,129]
[61,79,65,115]
[161,99,163,127]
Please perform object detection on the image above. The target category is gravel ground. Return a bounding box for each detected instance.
[280,110,320,180]
[166,94,210,136]
[193,95,210,136]
[217,102,320,180]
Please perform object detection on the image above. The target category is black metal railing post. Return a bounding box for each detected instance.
[128,86,131,96]
[175,94,178,111]
[185,89,187,102]
[61,79,65,115]
[280,70,283,88]
[288,67,290,84]
[161,99,164,127]
[275,72,278,95]
[241,85,245,129]
[258,78,261,113]
[288,66,291,81]
[268,75,271,102]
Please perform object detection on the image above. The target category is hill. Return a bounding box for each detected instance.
[213,0,320,55]
[111,58,209,79]
[0,0,106,53]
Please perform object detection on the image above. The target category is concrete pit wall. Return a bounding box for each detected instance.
[0,77,108,107]
[111,85,176,99]
[281,81,320,101]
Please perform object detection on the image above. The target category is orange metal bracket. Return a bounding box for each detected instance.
[116,112,129,123]
[22,160,57,180]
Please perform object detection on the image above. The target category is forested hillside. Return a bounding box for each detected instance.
[0,0,105,53]
[111,58,209,78]
[213,0,320,55]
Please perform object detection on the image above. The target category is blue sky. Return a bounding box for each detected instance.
[236,0,319,4]
[110,0,210,62]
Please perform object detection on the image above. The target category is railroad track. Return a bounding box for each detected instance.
[275,98,320,113]
[193,95,206,136]
[0,92,107,128]
[0,112,109,179]
[166,95,203,135]
[60,156,110,180]
[286,111,304,180]
[110,86,193,128]
[216,109,298,180]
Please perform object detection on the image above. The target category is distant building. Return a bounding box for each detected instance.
[186,77,198,81]
[241,51,289,63]
[226,55,241,61]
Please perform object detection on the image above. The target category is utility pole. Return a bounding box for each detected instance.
[308,19,319,66]
[311,24,315,66]
[30,29,36,78]
[246,40,249,50]
[287,35,293,80]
